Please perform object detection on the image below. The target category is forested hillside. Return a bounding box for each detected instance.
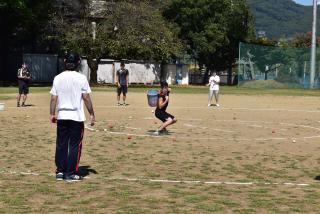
[247,0,320,38]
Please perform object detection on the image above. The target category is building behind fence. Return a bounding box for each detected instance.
[3,53,236,85]
[6,54,193,85]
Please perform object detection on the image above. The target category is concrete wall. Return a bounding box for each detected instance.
[14,55,190,85]
[162,64,189,85]
[96,60,162,84]
[79,59,91,80]
[95,61,190,85]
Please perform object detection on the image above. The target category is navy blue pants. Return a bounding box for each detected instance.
[55,120,84,176]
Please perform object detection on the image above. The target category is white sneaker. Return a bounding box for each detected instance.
[216,104,220,107]
[65,174,83,182]
[208,104,211,107]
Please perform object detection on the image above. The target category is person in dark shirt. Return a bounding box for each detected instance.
[154,82,177,135]
[116,62,129,106]
[17,63,32,107]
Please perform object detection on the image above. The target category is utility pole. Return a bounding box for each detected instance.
[310,0,318,88]
[92,21,96,41]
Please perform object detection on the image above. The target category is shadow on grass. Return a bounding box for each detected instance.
[19,104,35,107]
[146,129,172,136]
[314,175,320,181]
[78,165,98,177]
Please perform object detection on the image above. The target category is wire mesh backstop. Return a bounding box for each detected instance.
[238,42,320,89]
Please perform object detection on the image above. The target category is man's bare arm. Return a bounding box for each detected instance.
[126,73,129,87]
[116,73,120,87]
[82,93,95,126]
[50,95,58,123]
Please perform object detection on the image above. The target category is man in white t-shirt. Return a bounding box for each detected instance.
[50,52,95,182]
[207,71,220,107]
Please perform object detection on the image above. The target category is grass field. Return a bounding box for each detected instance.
[1,86,320,213]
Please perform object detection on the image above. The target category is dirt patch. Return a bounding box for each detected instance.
[0,91,320,213]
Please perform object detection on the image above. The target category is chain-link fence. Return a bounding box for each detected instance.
[238,42,320,88]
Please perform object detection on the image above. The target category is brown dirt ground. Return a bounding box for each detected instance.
[1,91,320,213]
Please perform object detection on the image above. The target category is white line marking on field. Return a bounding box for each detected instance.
[224,182,253,185]
[92,106,320,113]
[108,131,156,138]
[249,125,263,128]
[20,172,40,176]
[84,125,95,131]
[121,126,141,130]
[5,105,320,114]
[205,181,222,184]
[211,129,235,133]
[0,170,39,176]
[144,117,203,121]
[280,123,320,131]
[183,118,203,121]
[103,129,320,141]
[70,117,320,142]
[284,183,295,186]
[183,123,208,129]
[104,177,311,187]
[296,184,310,186]
[143,117,154,120]
[183,123,196,127]
[0,170,314,187]
[220,107,320,113]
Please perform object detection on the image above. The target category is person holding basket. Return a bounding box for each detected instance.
[153,82,177,135]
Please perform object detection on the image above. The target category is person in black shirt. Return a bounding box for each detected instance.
[154,82,177,135]
[116,62,129,106]
[17,63,32,107]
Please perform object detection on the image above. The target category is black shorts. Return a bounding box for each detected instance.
[117,85,128,96]
[155,109,174,122]
[18,79,29,94]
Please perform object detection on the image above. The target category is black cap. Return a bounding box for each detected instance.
[160,81,168,88]
[65,52,80,64]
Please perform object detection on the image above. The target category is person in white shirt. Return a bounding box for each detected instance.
[207,71,220,107]
[50,52,95,182]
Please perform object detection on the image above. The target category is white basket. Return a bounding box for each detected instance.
[147,89,159,107]
[0,103,4,111]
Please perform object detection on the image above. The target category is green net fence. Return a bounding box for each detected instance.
[238,42,320,89]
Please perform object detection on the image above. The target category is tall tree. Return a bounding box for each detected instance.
[291,32,320,48]
[164,0,254,83]
[52,0,182,83]
[0,0,53,80]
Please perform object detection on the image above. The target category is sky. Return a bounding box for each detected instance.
[293,0,313,5]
